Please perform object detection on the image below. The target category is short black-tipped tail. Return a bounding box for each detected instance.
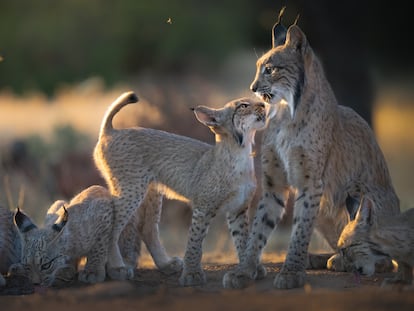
[99,91,139,138]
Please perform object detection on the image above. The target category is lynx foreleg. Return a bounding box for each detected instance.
[223,148,288,288]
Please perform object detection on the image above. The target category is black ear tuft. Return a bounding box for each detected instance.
[272,6,287,48]
[14,207,37,233]
[52,206,68,232]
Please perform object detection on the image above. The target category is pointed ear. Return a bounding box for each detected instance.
[193,106,222,127]
[286,25,308,54]
[345,195,360,221]
[14,207,37,233]
[272,7,287,48]
[355,197,374,225]
[52,205,68,233]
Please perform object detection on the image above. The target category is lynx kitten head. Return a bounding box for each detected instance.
[193,97,270,147]
[338,198,391,276]
[13,208,73,286]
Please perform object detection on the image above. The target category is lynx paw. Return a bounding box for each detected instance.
[307,253,333,269]
[179,269,206,286]
[107,266,134,281]
[327,253,345,271]
[48,266,77,287]
[78,269,106,284]
[222,265,265,289]
[255,264,267,280]
[7,263,29,277]
[159,257,183,275]
[222,270,253,289]
[273,270,306,289]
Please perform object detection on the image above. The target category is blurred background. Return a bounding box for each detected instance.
[0,0,413,263]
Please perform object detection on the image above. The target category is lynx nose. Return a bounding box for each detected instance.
[250,81,258,93]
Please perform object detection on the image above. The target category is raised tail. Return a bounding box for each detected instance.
[99,91,139,138]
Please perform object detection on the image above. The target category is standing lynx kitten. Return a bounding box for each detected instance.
[338,196,414,285]
[224,11,399,289]
[94,91,270,286]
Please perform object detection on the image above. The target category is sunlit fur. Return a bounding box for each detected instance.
[93,92,269,286]
[339,197,413,285]
[0,205,21,286]
[9,184,183,287]
[10,186,114,286]
[224,23,399,289]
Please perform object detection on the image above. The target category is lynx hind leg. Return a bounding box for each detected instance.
[119,213,141,271]
[223,150,288,289]
[107,185,148,281]
[137,185,183,275]
[0,274,5,286]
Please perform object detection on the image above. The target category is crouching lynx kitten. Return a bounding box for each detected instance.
[338,196,414,285]
[224,10,399,289]
[94,91,270,286]
[9,184,181,286]
[10,186,115,286]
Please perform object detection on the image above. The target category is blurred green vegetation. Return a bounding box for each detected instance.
[0,0,267,95]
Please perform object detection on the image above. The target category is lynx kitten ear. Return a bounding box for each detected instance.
[345,195,360,221]
[52,205,68,233]
[355,197,374,226]
[286,25,308,53]
[193,106,221,127]
[14,207,37,233]
[272,6,287,48]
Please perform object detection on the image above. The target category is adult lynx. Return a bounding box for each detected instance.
[224,11,399,289]
[94,92,270,285]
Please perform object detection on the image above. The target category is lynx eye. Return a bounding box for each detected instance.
[40,255,59,271]
[264,66,273,75]
[239,103,249,109]
[41,261,53,271]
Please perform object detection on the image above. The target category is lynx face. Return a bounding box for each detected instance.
[250,25,307,119]
[13,230,73,286]
[194,97,269,147]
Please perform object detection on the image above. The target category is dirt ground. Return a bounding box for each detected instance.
[1,259,414,311]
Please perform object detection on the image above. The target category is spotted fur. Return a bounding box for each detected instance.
[0,205,21,286]
[9,186,115,286]
[338,197,413,285]
[223,16,399,289]
[93,91,270,286]
[8,184,181,286]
